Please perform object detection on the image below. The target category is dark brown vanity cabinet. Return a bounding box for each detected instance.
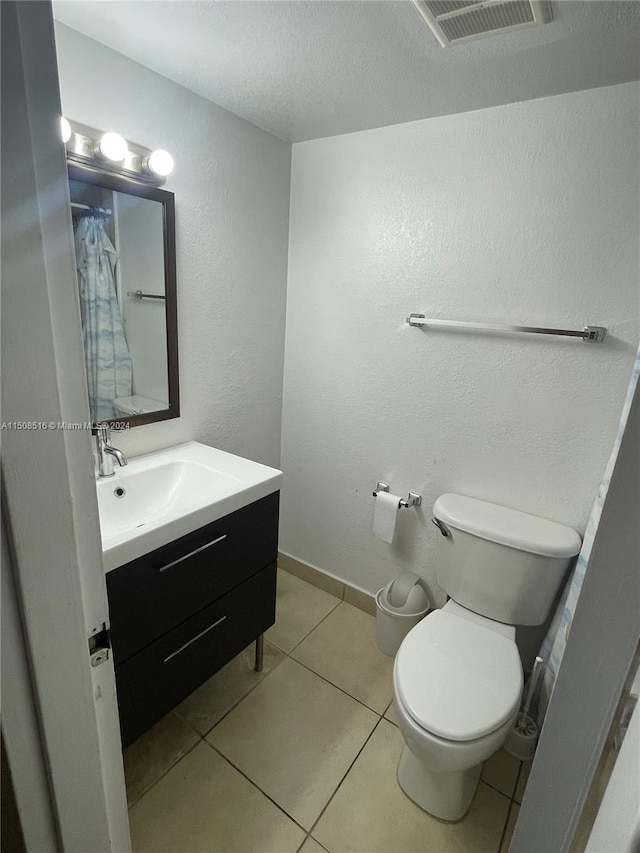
[106,492,279,746]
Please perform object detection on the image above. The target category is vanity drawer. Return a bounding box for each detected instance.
[115,562,276,747]
[107,491,279,665]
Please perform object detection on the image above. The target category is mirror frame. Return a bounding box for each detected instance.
[68,162,179,428]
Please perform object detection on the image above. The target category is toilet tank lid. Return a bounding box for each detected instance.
[433,493,582,559]
[113,395,165,415]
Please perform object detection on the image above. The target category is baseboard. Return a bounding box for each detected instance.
[277,551,377,617]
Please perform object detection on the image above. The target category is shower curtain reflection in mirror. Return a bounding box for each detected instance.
[74,212,133,423]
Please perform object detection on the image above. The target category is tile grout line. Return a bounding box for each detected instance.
[278,563,377,617]
[306,714,387,841]
[172,708,202,738]
[186,598,389,844]
[277,564,346,605]
[128,650,520,833]
[481,775,520,801]
[126,734,204,810]
[477,779,513,803]
[280,571,525,839]
[289,654,391,717]
[128,575,378,824]
[175,645,290,739]
[129,572,522,838]
[128,641,288,809]
[203,681,386,844]
[126,640,518,848]
[382,699,396,725]
[130,588,376,812]
[274,584,391,716]
[203,738,311,837]
[513,759,528,805]
[200,654,387,839]
[173,583,390,838]
[496,798,518,853]
[279,596,343,657]
[279,568,528,808]
[296,833,329,853]
[278,583,389,710]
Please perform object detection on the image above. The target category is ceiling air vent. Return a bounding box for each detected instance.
[411,1,552,46]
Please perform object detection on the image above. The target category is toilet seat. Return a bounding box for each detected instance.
[395,610,522,742]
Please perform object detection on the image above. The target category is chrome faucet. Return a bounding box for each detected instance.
[95,424,128,477]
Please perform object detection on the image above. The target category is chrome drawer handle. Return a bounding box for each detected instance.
[163,616,227,663]
[157,534,227,573]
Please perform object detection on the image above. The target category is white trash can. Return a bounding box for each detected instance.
[376,572,430,657]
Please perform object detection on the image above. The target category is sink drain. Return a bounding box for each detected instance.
[114,486,126,498]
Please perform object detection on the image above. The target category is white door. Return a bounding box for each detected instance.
[510,371,639,850]
[1,2,130,850]
[585,664,640,853]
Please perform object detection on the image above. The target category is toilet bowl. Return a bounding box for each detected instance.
[393,602,523,821]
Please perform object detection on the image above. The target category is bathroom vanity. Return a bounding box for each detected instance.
[97,442,282,746]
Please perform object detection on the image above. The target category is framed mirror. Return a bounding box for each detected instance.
[68,163,179,428]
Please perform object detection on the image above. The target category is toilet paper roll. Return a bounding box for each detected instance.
[374,491,400,544]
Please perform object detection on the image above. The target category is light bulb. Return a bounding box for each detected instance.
[147,149,174,177]
[99,132,128,162]
[60,116,72,144]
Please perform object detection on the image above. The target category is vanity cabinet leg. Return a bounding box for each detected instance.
[254,634,264,672]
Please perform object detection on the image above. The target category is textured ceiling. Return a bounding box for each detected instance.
[53,1,640,142]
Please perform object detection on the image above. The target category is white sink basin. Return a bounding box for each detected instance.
[96,441,282,572]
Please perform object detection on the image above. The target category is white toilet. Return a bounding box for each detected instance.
[393,493,581,822]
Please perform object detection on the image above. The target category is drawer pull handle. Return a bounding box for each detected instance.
[158,534,227,573]
[163,616,227,663]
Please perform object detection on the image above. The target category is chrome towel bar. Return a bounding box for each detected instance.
[406,313,606,343]
[127,290,166,301]
[70,201,112,216]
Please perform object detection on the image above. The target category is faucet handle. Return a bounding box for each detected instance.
[93,423,112,444]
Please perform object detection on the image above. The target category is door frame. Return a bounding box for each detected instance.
[1,2,130,849]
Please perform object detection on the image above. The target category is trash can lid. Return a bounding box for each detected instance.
[380,573,430,615]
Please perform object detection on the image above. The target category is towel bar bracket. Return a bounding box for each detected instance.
[400,493,422,509]
[372,482,390,497]
[583,326,607,343]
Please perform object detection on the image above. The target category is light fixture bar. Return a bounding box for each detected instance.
[62,119,173,186]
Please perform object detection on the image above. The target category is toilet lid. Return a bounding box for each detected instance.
[395,610,523,742]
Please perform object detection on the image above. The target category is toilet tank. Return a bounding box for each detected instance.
[113,395,165,418]
[433,493,582,626]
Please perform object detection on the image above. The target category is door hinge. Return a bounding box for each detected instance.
[88,623,111,668]
[614,693,638,751]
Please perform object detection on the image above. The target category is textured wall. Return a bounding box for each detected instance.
[55,23,291,468]
[281,82,640,601]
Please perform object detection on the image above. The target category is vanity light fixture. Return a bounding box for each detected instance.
[98,131,129,163]
[146,149,174,177]
[63,118,173,186]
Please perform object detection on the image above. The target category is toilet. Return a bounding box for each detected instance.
[393,493,582,822]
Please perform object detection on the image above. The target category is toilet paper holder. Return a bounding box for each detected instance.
[373,482,422,509]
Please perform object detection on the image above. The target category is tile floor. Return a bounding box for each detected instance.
[125,569,530,852]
